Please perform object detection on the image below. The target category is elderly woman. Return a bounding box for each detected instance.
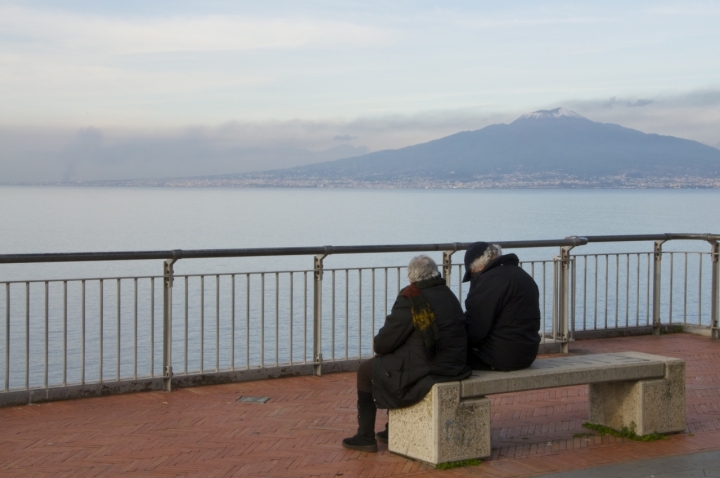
[342,255,471,452]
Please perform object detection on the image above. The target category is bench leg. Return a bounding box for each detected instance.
[388,382,491,465]
[589,358,685,435]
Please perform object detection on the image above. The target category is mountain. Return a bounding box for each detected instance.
[257,108,720,185]
[78,108,720,188]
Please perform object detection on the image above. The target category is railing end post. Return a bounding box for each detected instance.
[652,240,665,336]
[709,240,719,339]
[442,244,459,281]
[313,249,331,376]
[162,254,179,392]
[163,366,173,392]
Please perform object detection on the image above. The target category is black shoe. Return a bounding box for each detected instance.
[342,435,378,452]
[342,395,378,453]
[376,423,388,443]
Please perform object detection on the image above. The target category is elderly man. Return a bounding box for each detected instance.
[342,255,471,453]
[463,242,541,371]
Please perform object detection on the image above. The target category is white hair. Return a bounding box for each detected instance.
[469,244,502,273]
[407,255,440,283]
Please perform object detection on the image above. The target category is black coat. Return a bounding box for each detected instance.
[372,280,471,409]
[465,254,541,371]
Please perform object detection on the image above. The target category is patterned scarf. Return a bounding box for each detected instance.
[400,276,445,360]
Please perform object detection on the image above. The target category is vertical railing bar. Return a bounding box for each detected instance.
[25,282,29,390]
[669,254,674,324]
[384,268,388,323]
[216,275,220,373]
[4,283,9,391]
[261,273,265,368]
[550,261,563,340]
[134,278,138,380]
[615,255,619,328]
[331,270,336,361]
[458,265,462,299]
[200,275,204,373]
[542,263,546,342]
[646,253,651,325]
[397,267,401,297]
[116,279,121,382]
[625,254,630,327]
[345,269,349,361]
[232,274,236,371]
[636,255,640,326]
[684,253,688,324]
[371,268,375,356]
[43,282,48,388]
[63,280,67,387]
[594,255,598,330]
[698,253,703,325]
[289,272,293,365]
[99,279,104,383]
[571,257,576,338]
[604,255,609,329]
[246,274,250,370]
[275,272,279,367]
[303,272,307,364]
[82,280,86,384]
[150,277,154,378]
[358,269,362,359]
[184,276,188,375]
[582,256,587,331]
[551,261,556,342]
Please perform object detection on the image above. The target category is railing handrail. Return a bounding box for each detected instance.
[3,233,717,265]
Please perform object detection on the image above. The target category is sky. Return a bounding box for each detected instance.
[1,0,720,182]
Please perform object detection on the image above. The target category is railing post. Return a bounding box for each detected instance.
[313,248,330,376]
[710,240,719,340]
[163,251,181,392]
[557,245,574,354]
[652,240,666,336]
[442,243,458,284]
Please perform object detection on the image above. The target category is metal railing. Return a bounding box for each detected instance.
[0,233,718,406]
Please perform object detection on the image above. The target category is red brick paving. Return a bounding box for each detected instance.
[0,333,719,477]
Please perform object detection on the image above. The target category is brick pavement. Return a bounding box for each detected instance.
[0,333,718,477]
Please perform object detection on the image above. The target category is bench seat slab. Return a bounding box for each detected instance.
[388,381,491,465]
[461,352,666,398]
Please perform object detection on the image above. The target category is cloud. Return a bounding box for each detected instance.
[1,90,718,184]
[0,6,391,55]
[0,109,510,183]
[564,89,720,148]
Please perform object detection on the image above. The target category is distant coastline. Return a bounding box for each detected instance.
[28,173,720,189]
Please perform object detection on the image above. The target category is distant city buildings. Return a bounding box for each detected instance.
[66,173,720,189]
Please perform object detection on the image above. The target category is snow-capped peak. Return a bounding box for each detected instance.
[515,107,586,121]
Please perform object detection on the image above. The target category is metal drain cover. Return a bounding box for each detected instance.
[237,396,270,404]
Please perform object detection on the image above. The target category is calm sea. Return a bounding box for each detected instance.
[1,186,719,280]
[1,186,719,387]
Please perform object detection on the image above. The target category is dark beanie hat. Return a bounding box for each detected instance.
[463,242,489,283]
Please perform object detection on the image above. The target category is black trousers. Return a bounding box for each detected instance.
[357,357,375,393]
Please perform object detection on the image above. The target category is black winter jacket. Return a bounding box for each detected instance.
[372,280,471,409]
[465,254,541,371]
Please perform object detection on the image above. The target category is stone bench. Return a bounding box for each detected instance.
[388,352,685,465]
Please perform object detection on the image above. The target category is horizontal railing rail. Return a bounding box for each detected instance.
[1,233,718,407]
[0,238,593,264]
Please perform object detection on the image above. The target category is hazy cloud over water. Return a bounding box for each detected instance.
[2,90,719,183]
